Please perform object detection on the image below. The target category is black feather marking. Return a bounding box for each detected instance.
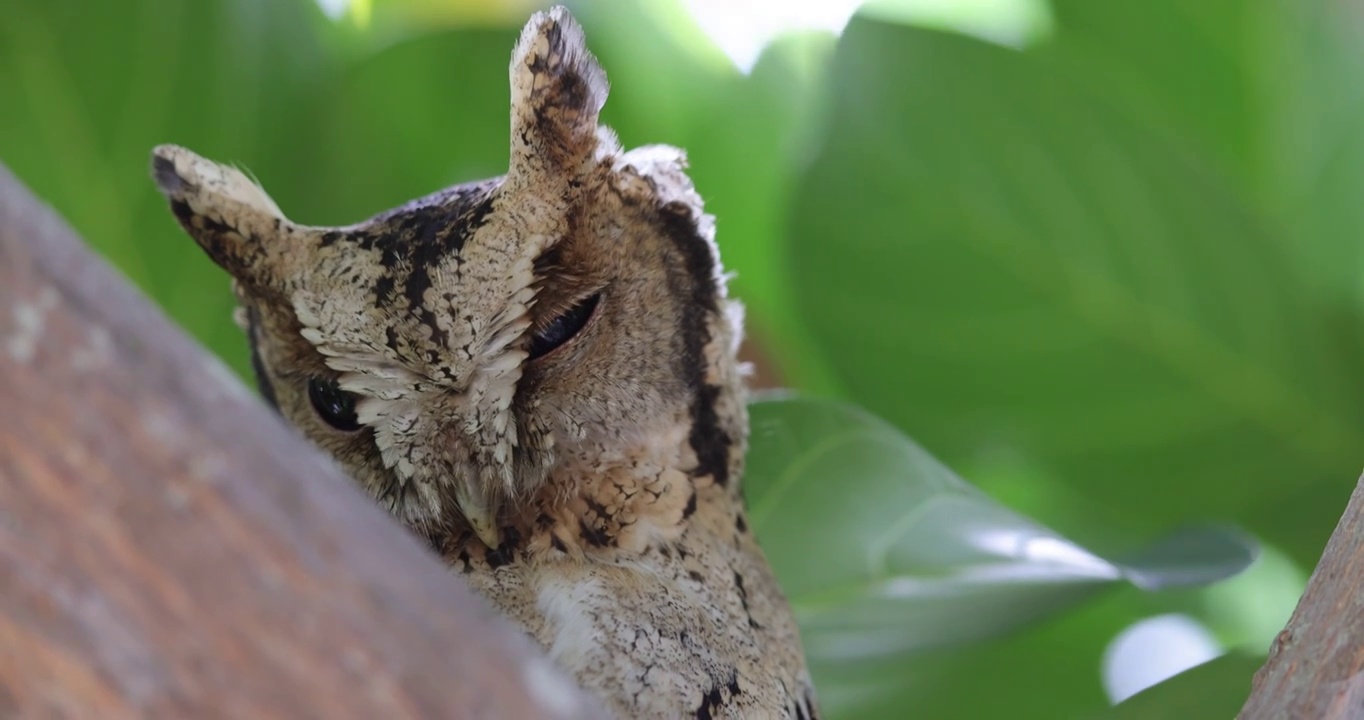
[654,200,733,486]
[243,304,279,410]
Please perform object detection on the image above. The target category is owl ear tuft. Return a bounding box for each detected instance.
[150,144,309,294]
[506,6,609,184]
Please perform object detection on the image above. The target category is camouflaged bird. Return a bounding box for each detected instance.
[150,6,817,718]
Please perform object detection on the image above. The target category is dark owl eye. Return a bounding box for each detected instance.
[529,292,601,360]
[307,377,362,432]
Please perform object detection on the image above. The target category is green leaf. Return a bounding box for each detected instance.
[0,0,336,379]
[1091,652,1261,720]
[810,590,1139,720]
[1041,0,1364,298]
[745,397,1255,697]
[785,14,1364,570]
[293,26,517,226]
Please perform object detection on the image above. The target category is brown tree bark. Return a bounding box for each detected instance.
[1238,473,1364,719]
[0,162,604,719]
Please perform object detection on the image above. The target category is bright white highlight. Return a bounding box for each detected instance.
[968,528,1120,577]
[315,0,349,21]
[1101,614,1224,704]
[682,0,1050,73]
[681,0,861,73]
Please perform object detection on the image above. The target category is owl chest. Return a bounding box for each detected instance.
[452,531,811,718]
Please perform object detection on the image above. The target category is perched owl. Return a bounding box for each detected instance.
[150,6,817,718]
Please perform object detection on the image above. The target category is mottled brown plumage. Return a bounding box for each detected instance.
[150,7,817,718]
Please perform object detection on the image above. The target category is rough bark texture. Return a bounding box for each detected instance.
[0,162,604,719]
[1238,472,1364,719]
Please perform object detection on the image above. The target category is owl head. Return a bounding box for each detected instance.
[150,6,747,549]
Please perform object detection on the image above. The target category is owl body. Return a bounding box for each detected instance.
[152,7,816,718]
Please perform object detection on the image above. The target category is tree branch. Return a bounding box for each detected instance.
[0,162,604,719]
[1238,472,1364,718]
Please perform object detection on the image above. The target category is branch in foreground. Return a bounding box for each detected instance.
[1238,472,1364,719]
[0,162,604,719]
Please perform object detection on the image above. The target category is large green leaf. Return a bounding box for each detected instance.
[811,589,1152,720]
[1041,0,1364,297]
[786,14,1364,569]
[1038,0,1364,561]
[292,26,516,226]
[1092,652,1262,719]
[745,396,1256,717]
[0,0,337,379]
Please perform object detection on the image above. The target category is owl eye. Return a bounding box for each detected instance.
[529,292,601,361]
[307,377,362,432]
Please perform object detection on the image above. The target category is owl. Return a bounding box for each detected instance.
[150,6,817,718]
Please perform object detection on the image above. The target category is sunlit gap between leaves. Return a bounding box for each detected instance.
[314,0,1053,73]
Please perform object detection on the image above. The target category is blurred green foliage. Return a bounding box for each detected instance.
[1094,652,1264,720]
[745,396,1254,717]
[5,0,1361,717]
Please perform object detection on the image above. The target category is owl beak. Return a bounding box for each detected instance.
[456,484,503,549]
[469,510,502,549]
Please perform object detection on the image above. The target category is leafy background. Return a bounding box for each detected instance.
[4,0,1361,716]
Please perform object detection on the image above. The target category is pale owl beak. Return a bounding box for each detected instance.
[457,484,502,549]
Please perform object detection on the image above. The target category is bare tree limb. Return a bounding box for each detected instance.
[0,162,604,719]
[1238,472,1364,718]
